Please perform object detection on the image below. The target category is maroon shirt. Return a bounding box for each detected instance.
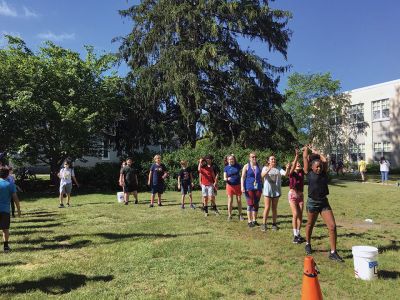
[289,170,304,192]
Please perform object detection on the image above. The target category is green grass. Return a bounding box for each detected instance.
[1,181,399,299]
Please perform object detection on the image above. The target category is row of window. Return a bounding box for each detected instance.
[350,98,390,123]
[349,142,392,153]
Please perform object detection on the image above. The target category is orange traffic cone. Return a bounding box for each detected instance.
[301,256,323,300]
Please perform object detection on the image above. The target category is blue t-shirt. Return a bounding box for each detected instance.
[224,164,242,185]
[0,179,16,213]
[150,163,167,186]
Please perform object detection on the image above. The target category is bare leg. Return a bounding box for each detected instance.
[227,195,233,217]
[263,197,272,224]
[3,229,9,242]
[305,211,319,243]
[59,193,64,205]
[157,193,162,205]
[124,192,129,204]
[320,209,338,252]
[150,194,155,205]
[237,195,243,216]
[271,197,279,224]
[66,194,71,205]
[133,191,138,203]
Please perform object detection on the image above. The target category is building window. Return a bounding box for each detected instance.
[372,99,389,121]
[383,142,391,152]
[373,142,382,152]
[102,139,110,160]
[349,104,364,123]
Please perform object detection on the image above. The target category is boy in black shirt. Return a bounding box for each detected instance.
[303,146,343,262]
[177,160,195,209]
[119,158,139,205]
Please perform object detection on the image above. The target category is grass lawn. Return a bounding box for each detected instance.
[1,181,399,299]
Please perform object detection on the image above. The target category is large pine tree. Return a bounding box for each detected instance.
[117,0,295,149]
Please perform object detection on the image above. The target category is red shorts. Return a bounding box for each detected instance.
[226,184,242,196]
[288,190,304,204]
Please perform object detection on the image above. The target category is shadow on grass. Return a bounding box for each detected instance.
[15,218,58,224]
[0,261,25,267]
[0,273,113,295]
[379,270,400,280]
[16,240,92,252]
[379,240,400,254]
[95,231,210,240]
[13,229,54,236]
[24,211,59,217]
[74,201,116,207]
[15,223,63,230]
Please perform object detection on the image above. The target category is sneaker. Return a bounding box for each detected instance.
[66,203,70,207]
[214,208,220,215]
[253,221,259,226]
[239,215,244,221]
[293,236,300,244]
[190,204,196,209]
[149,203,154,208]
[329,251,344,262]
[181,205,185,209]
[261,224,267,232]
[58,204,65,208]
[248,222,255,228]
[204,212,208,217]
[4,245,10,253]
[134,200,138,204]
[227,215,232,221]
[124,202,128,205]
[158,203,163,207]
[271,224,279,231]
[297,235,306,243]
[305,244,312,255]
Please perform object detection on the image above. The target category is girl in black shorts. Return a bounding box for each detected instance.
[302,146,343,262]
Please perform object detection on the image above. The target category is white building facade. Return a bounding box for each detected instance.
[348,79,400,167]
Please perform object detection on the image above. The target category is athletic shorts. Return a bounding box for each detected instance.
[151,184,164,195]
[0,212,10,230]
[201,185,215,197]
[181,184,192,195]
[288,190,304,204]
[226,184,242,196]
[124,184,138,193]
[60,183,72,195]
[306,197,332,213]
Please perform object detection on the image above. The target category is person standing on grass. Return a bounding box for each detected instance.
[209,155,220,215]
[198,156,216,217]
[6,167,16,218]
[58,161,79,208]
[178,160,195,209]
[287,149,306,244]
[379,156,390,184]
[302,145,344,262]
[224,154,243,221]
[0,166,21,252]
[241,152,262,228]
[358,156,367,182]
[119,158,139,205]
[260,155,287,232]
[148,155,168,207]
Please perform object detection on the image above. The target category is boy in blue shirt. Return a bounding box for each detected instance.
[0,166,21,252]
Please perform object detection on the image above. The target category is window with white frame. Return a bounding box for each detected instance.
[373,142,382,152]
[383,142,391,152]
[359,143,365,153]
[372,99,389,120]
[349,104,364,123]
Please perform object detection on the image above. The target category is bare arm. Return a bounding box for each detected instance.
[119,173,124,186]
[303,146,309,174]
[177,174,181,187]
[261,166,270,179]
[223,171,228,182]
[12,193,21,217]
[72,176,79,187]
[241,164,248,192]
[148,171,152,186]
[289,149,299,175]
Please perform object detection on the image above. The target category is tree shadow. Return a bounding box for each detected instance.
[15,218,57,224]
[0,273,113,295]
[12,229,54,236]
[16,240,92,252]
[95,231,210,241]
[0,261,25,267]
[24,211,58,217]
[379,240,400,254]
[15,223,63,230]
[74,201,116,207]
[379,270,400,280]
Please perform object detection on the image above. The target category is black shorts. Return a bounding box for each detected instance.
[0,212,10,230]
[124,184,138,193]
[306,197,332,213]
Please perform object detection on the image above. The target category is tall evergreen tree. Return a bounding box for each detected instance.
[117,0,295,149]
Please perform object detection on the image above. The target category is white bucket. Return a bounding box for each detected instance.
[117,192,124,203]
[352,246,378,280]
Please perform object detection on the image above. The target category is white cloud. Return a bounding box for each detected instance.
[0,0,17,17]
[37,31,76,42]
[23,6,38,18]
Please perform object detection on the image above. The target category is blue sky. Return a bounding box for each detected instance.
[1,0,399,92]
